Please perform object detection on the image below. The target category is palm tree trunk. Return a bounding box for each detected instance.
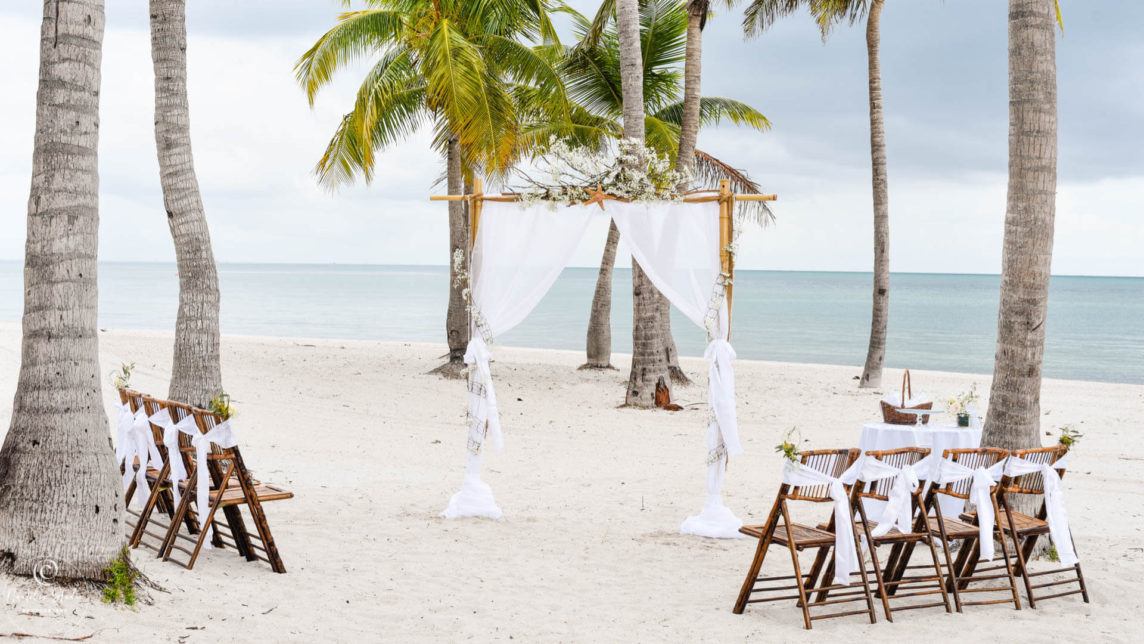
[658,0,709,387]
[983,0,1058,451]
[616,0,670,407]
[151,0,223,407]
[859,0,889,389]
[581,220,619,369]
[0,0,124,580]
[431,135,470,378]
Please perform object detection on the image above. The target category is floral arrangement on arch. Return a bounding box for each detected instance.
[511,137,691,207]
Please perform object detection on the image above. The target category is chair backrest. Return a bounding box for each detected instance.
[933,447,1009,499]
[1003,445,1068,495]
[786,448,860,502]
[856,447,930,502]
[119,388,143,411]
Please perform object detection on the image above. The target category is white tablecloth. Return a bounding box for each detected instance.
[859,421,983,518]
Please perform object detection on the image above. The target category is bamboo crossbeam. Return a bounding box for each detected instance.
[429,191,777,204]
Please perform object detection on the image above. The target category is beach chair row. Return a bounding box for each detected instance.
[117,388,293,574]
[732,445,1088,629]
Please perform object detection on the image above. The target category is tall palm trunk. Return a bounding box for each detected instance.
[581,220,619,369]
[657,0,710,387]
[0,0,123,579]
[858,0,889,389]
[432,135,470,378]
[616,0,670,407]
[151,0,223,407]
[983,0,1058,451]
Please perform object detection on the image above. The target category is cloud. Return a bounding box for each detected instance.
[0,1,1141,276]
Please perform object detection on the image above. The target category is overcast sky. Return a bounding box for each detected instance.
[0,0,1140,276]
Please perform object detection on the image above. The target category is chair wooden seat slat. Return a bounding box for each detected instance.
[740,522,837,548]
[960,509,1049,534]
[732,448,877,629]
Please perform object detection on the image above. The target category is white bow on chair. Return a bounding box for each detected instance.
[115,401,135,466]
[936,457,1007,560]
[191,420,238,547]
[857,453,934,538]
[1005,454,1077,567]
[781,459,862,586]
[123,408,164,507]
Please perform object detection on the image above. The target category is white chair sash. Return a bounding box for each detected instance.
[858,453,934,538]
[782,459,861,586]
[147,408,195,507]
[114,401,136,466]
[123,408,164,507]
[463,336,503,454]
[1005,454,1077,567]
[191,419,239,547]
[704,339,741,456]
[936,457,1007,560]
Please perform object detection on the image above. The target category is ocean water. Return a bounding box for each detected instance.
[0,261,1140,384]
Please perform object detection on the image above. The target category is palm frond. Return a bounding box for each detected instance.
[692,149,774,226]
[294,10,406,105]
[654,96,771,131]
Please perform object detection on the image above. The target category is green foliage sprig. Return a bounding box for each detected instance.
[209,391,235,420]
[101,547,138,606]
[110,362,135,390]
[775,427,801,464]
[1058,425,1083,448]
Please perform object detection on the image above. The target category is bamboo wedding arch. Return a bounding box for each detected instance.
[432,178,778,336]
[429,177,778,538]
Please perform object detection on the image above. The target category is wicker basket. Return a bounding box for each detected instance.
[880,370,933,425]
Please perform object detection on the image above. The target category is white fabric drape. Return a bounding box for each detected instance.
[936,457,1007,560]
[444,200,746,534]
[115,402,134,467]
[1005,454,1077,567]
[609,201,742,538]
[123,409,164,508]
[192,420,238,547]
[444,202,594,519]
[782,459,862,586]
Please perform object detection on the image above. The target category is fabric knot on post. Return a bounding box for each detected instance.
[463,336,502,454]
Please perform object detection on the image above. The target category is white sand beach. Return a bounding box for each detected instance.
[1,323,1141,642]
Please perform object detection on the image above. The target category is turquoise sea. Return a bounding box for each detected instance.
[0,262,1140,384]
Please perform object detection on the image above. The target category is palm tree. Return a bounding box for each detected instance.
[151,0,224,408]
[296,1,564,377]
[0,0,124,580]
[613,0,670,407]
[743,0,891,389]
[565,0,770,379]
[982,0,1059,452]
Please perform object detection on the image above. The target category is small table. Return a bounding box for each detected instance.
[859,421,982,518]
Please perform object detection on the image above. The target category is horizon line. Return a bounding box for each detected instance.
[0,259,1139,280]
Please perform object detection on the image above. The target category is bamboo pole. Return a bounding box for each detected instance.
[718,179,735,339]
[469,177,484,251]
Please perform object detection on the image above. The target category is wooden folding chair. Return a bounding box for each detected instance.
[125,396,202,551]
[160,407,293,573]
[732,448,877,629]
[962,445,1089,607]
[922,447,1022,612]
[118,389,175,521]
[842,447,951,621]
